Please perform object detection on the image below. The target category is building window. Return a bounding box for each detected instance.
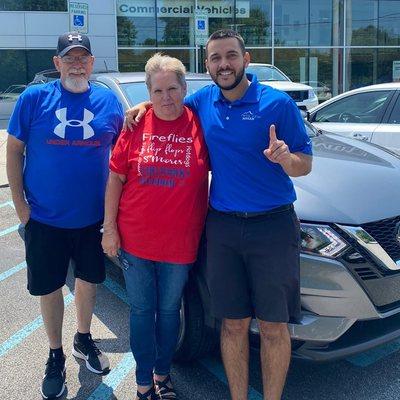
[119,48,194,73]
[346,0,400,46]
[117,0,195,47]
[345,47,400,90]
[0,50,54,92]
[274,0,343,46]
[274,48,343,97]
[0,1,67,11]
[236,0,271,46]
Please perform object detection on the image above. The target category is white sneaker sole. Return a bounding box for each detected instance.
[72,348,106,374]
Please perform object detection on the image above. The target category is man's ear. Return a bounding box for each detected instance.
[53,56,61,72]
[244,52,250,68]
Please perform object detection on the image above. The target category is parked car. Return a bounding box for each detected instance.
[28,69,60,85]
[308,82,400,155]
[301,80,332,102]
[246,63,319,110]
[0,84,26,120]
[19,72,400,362]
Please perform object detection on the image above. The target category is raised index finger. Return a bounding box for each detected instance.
[269,124,277,143]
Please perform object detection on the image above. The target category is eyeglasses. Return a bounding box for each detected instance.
[60,55,92,64]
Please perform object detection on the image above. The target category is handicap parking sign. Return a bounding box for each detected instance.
[73,15,85,27]
[69,2,88,33]
[195,13,208,46]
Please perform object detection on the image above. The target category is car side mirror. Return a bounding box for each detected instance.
[300,110,310,121]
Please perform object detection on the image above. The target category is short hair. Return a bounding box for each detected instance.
[145,53,186,89]
[206,29,246,56]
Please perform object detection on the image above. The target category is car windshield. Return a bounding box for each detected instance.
[120,79,212,106]
[246,66,289,82]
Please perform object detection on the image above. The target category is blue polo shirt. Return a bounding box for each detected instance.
[185,74,312,212]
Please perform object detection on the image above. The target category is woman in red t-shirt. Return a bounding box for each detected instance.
[102,53,208,400]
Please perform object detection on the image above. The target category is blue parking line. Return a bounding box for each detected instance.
[0,201,14,209]
[0,261,26,283]
[0,224,19,237]
[199,356,263,400]
[347,339,400,367]
[102,275,264,399]
[87,352,135,400]
[0,292,74,357]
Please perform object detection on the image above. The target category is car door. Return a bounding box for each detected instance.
[311,90,394,142]
[370,92,400,155]
[0,95,17,120]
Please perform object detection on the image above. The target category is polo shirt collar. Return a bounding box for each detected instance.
[212,73,261,104]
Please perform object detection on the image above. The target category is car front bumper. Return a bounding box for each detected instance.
[249,253,400,361]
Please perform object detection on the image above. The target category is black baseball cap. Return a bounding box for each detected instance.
[56,31,92,57]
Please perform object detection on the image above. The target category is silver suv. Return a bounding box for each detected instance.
[25,72,400,362]
[246,63,319,111]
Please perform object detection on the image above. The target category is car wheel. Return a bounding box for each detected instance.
[174,279,217,362]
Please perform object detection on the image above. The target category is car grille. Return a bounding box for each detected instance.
[337,216,400,309]
[285,90,308,102]
[361,216,400,264]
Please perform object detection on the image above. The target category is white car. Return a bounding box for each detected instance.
[246,63,319,111]
[308,82,400,155]
[0,85,26,121]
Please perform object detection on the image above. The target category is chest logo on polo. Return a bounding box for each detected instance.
[54,108,94,139]
[241,111,260,121]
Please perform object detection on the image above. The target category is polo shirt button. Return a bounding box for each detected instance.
[226,116,230,120]
[228,105,232,108]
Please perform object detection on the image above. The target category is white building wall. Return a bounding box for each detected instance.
[0,0,118,71]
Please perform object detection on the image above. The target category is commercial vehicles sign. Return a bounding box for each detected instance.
[117,0,250,18]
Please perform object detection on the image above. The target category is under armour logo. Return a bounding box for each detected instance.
[54,108,94,139]
[68,33,82,42]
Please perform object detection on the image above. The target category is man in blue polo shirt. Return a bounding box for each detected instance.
[126,29,312,400]
[7,32,123,399]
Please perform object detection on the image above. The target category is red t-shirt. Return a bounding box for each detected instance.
[110,106,209,264]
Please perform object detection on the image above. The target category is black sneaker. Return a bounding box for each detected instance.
[41,353,66,399]
[72,333,110,374]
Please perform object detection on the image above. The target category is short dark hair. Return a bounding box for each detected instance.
[205,29,246,56]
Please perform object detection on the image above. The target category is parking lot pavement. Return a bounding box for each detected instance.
[3,184,400,399]
[0,129,7,187]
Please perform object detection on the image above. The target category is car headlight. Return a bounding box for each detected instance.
[308,89,318,100]
[300,223,349,258]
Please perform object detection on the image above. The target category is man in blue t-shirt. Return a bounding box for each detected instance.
[7,32,123,399]
[126,30,312,400]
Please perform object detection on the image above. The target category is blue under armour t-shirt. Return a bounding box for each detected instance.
[185,74,312,212]
[8,80,124,228]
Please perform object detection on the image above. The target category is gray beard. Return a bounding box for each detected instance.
[63,77,89,93]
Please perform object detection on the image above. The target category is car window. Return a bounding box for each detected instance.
[388,96,400,124]
[313,90,392,123]
[120,79,212,106]
[246,66,289,82]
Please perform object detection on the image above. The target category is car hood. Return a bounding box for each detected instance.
[260,81,312,91]
[293,133,400,224]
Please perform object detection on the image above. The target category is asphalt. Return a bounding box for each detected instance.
[0,128,8,187]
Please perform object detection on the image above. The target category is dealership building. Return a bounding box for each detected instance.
[0,0,399,96]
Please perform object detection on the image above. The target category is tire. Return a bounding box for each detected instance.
[174,280,217,362]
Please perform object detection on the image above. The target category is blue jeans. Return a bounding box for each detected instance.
[119,250,190,386]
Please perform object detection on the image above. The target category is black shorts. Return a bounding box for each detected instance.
[205,205,301,323]
[24,218,105,296]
